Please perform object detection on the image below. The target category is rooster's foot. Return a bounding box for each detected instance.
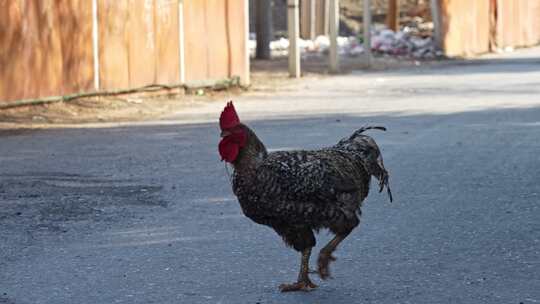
[279,279,318,292]
[317,253,337,280]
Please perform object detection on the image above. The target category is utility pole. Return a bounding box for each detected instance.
[363,0,372,67]
[309,0,316,39]
[288,0,300,77]
[255,0,273,59]
[329,0,339,73]
[430,0,442,51]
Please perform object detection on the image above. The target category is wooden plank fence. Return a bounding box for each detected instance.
[0,0,249,103]
[441,0,540,57]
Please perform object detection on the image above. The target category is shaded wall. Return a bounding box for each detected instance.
[0,0,248,102]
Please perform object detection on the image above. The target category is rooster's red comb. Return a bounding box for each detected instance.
[219,101,240,130]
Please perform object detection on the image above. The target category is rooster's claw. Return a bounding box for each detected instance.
[317,253,337,280]
[279,280,318,292]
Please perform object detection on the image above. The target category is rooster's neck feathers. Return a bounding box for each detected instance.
[232,125,268,174]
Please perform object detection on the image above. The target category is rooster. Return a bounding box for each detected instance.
[218,102,392,292]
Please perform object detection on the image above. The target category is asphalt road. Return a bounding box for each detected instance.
[1,49,540,304]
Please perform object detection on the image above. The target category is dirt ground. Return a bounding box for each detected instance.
[0,55,441,129]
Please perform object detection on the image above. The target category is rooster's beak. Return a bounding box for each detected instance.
[220,130,232,137]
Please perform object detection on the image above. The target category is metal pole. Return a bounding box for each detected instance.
[288,0,300,78]
[91,0,100,90]
[430,0,442,51]
[323,0,330,34]
[363,0,372,67]
[329,0,339,73]
[309,0,316,39]
[255,0,273,59]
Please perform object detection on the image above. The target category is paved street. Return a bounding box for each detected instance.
[1,48,540,304]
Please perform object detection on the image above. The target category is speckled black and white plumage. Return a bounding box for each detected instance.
[229,124,392,253]
[221,122,391,290]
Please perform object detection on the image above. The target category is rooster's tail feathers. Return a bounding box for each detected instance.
[349,126,386,140]
[377,163,393,202]
[353,125,392,202]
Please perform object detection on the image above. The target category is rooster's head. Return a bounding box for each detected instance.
[219,101,247,163]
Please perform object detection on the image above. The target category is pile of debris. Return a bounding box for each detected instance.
[371,30,442,59]
[249,31,441,60]
[249,16,442,60]
[248,35,361,58]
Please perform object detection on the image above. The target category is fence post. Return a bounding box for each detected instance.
[255,0,273,59]
[288,0,301,78]
[310,0,316,39]
[329,0,339,73]
[92,0,100,90]
[430,0,442,51]
[363,0,372,67]
[323,0,330,34]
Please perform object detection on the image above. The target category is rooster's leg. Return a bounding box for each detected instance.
[279,248,318,292]
[317,233,349,280]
